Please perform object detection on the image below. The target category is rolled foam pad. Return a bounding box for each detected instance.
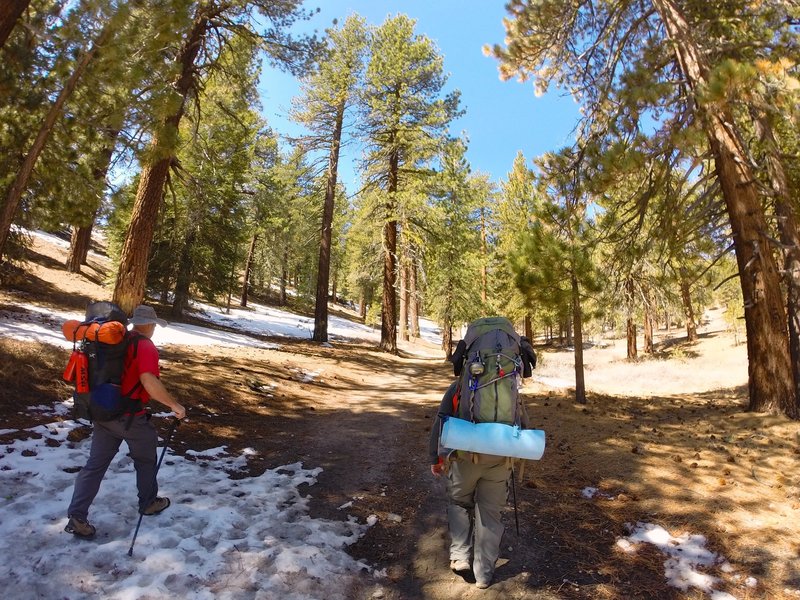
[441,417,545,460]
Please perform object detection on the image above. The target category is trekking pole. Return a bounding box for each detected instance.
[128,417,179,557]
[511,466,520,535]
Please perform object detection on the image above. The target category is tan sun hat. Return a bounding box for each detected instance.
[129,304,168,327]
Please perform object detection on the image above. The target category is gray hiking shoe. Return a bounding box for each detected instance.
[65,516,96,539]
[142,496,170,515]
[475,578,492,589]
[450,559,471,572]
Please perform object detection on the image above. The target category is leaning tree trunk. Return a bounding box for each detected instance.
[0,17,116,259]
[112,14,208,314]
[753,109,800,418]
[653,0,796,417]
[0,0,30,49]
[571,272,586,404]
[380,147,399,353]
[313,101,345,342]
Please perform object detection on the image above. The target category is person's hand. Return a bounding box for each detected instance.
[431,462,444,477]
[172,402,186,420]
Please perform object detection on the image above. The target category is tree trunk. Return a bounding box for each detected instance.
[0,17,116,258]
[753,109,800,418]
[443,320,454,360]
[380,148,399,353]
[0,0,30,49]
[66,224,93,273]
[280,247,288,306]
[66,125,120,273]
[524,314,532,340]
[241,233,258,307]
[643,302,654,354]
[398,248,409,342]
[409,255,419,338]
[112,13,208,314]
[653,0,795,416]
[313,101,345,342]
[627,319,637,359]
[359,290,367,319]
[571,273,586,404]
[171,226,196,319]
[679,267,698,342]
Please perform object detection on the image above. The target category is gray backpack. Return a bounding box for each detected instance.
[453,317,523,425]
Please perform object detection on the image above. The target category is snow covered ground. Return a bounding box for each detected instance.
[0,297,753,599]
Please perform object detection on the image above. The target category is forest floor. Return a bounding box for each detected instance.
[1,233,799,600]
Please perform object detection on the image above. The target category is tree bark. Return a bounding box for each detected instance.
[241,233,258,307]
[112,13,208,314]
[66,224,93,273]
[571,273,586,404]
[524,314,532,340]
[653,0,795,416]
[0,18,115,258]
[679,267,698,342]
[753,110,800,418]
[409,255,419,338]
[626,277,637,359]
[398,248,409,342]
[644,301,654,354]
[0,0,29,49]
[443,320,454,360]
[171,225,197,319]
[380,148,399,353]
[359,290,367,319]
[313,101,345,342]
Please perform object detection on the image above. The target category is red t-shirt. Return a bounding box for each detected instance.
[121,332,160,404]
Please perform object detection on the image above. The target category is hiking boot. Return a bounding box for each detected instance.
[450,559,471,572]
[65,516,96,539]
[142,496,170,515]
[475,578,492,589]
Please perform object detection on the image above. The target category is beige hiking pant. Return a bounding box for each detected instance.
[446,454,509,584]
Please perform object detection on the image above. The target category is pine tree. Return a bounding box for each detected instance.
[360,14,460,353]
[511,148,600,404]
[491,0,798,417]
[290,15,368,342]
[112,0,317,314]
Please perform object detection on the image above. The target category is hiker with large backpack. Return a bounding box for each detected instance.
[428,316,538,589]
[64,303,186,539]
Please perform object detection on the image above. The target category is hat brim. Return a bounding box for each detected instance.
[130,316,168,327]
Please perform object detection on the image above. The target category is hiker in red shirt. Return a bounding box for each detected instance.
[65,305,186,539]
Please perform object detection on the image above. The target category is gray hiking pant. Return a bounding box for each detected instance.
[67,414,159,519]
[446,454,509,584]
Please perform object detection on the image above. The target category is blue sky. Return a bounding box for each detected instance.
[257,0,581,192]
